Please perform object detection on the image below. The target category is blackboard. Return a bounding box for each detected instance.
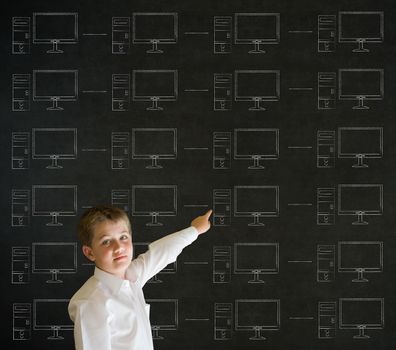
[2,0,396,349]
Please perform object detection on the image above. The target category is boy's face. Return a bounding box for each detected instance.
[82,219,133,279]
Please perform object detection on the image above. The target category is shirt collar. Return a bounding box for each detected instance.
[94,267,128,294]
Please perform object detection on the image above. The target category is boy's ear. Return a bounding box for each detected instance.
[82,245,95,262]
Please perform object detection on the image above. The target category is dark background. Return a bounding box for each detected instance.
[1,0,396,349]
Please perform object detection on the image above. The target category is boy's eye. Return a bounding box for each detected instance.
[120,235,129,241]
[102,239,111,246]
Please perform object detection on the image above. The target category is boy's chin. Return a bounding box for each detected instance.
[113,257,131,269]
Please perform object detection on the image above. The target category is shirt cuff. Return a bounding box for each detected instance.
[189,225,199,236]
[173,225,200,246]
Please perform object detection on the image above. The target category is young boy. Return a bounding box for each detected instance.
[68,205,212,350]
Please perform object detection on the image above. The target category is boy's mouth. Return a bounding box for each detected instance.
[113,255,127,261]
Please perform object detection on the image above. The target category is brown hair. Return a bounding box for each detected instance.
[77,205,131,246]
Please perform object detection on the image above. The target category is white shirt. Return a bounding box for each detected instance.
[68,226,199,350]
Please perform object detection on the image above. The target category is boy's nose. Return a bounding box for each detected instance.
[113,241,124,252]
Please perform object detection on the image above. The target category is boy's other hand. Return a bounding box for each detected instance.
[191,209,212,235]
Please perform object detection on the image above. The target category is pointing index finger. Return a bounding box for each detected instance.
[205,209,213,219]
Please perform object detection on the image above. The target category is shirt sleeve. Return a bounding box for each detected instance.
[69,299,112,350]
[130,226,199,286]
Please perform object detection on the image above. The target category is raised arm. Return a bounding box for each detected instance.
[130,210,213,285]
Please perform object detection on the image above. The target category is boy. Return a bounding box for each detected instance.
[68,205,212,350]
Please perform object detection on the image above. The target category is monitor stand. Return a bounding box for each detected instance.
[249,156,265,169]
[47,40,64,54]
[147,156,163,169]
[152,327,164,340]
[249,327,267,340]
[352,96,370,110]
[248,270,265,283]
[47,98,64,111]
[148,274,163,283]
[353,326,370,339]
[46,213,63,226]
[47,156,63,169]
[248,214,265,226]
[147,213,163,226]
[352,269,369,283]
[47,270,63,284]
[248,40,266,54]
[147,40,163,54]
[352,39,370,53]
[352,212,368,225]
[147,97,163,111]
[48,327,64,340]
[352,154,368,168]
[249,98,266,111]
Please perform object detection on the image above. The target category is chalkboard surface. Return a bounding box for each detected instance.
[2,0,396,349]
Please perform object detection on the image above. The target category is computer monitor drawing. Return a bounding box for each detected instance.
[234,243,279,283]
[132,70,178,110]
[33,70,78,110]
[338,127,383,168]
[134,242,177,283]
[338,69,384,110]
[234,13,280,53]
[132,128,177,169]
[132,13,178,53]
[338,184,383,225]
[33,299,73,340]
[32,128,77,169]
[32,185,77,226]
[132,185,177,226]
[146,299,178,340]
[338,241,383,282]
[338,11,384,52]
[234,128,279,169]
[235,299,280,340]
[234,186,279,226]
[33,12,78,53]
[339,298,384,339]
[32,242,77,283]
[234,70,280,111]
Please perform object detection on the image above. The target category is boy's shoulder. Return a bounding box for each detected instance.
[68,275,112,322]
[70,275,104,304]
